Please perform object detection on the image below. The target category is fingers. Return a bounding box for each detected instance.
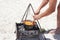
[34,10,40,15]
[33,15,39,20]
[34,13,39,15]
[33,14,41,20]
[33,16,36,20]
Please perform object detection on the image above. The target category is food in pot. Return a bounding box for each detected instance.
[23,20,36,26]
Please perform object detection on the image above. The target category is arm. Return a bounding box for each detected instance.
[38,0,49,10]
[35,0,49,14]
[39,0,57,18]
[34,0,57,20]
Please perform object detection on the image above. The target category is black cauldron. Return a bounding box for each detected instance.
[22,20,39,30]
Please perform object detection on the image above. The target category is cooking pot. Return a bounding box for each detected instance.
[22,20,37,30]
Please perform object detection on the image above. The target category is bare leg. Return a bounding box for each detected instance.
[55,3,60,34]
[49,3,60,34]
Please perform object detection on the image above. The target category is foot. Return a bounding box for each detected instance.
[48,29,56,34]
[49,29,60,34]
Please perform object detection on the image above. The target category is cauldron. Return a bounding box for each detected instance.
[22,20,38,30]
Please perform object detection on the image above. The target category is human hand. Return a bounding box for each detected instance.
[33,14,41,20]
[34,9,40,15]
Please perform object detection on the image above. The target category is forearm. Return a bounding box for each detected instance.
[37,0,48,10]
[39,0,57,18]
[40,8,55,18]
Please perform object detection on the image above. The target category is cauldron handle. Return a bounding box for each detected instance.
[21,3,42,31]
[30,4,42,31]
[21,4,31,22]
